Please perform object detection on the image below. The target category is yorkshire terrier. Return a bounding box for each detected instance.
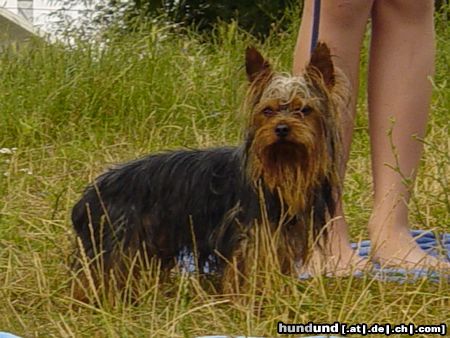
[71,42,348,300]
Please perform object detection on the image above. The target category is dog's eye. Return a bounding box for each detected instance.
[301,106,313,115]
[263,108,276,117]
[293,106,313,118]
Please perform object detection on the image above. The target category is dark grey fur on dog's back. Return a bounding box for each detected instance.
[71,146,296,276]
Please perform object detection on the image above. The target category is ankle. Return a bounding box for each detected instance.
[368,209,411,239]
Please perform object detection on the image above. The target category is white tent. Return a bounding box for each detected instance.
[0,5,42,46]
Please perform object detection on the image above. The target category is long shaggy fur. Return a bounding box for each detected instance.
[71,42,348,300]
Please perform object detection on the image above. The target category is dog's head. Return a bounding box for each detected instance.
[244,43,344,204]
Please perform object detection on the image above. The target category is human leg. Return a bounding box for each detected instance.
[293,0,374,274]
[367,0,449,269]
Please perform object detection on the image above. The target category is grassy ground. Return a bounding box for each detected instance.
[0,10,449,338]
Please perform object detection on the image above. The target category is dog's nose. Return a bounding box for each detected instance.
[275,124,289,138]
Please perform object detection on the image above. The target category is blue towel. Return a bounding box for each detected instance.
[180,230,450,282]
[354,230,450,259]
[0,333,21,338]
[349,229,450,282]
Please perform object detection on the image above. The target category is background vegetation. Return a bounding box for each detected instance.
[0,3,449,337]
[54,0,296,38]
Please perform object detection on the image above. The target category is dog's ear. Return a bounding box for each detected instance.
[246,47,271,82]
[306,42,335,88]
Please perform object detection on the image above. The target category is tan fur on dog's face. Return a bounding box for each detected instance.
[243,43,348,214]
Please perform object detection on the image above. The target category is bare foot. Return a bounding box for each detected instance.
[368,202,450,272]
[299,219,372,277]
[369,226,450,272]
[300,244,370,278]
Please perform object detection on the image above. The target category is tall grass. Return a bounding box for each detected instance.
[0,8,449,337]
